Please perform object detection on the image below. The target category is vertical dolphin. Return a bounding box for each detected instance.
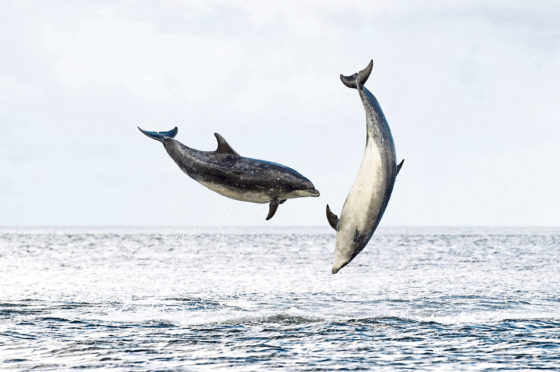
[326,60,404,274]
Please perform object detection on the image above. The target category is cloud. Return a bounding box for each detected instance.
[1,1,559,226]
[41,16,244,102]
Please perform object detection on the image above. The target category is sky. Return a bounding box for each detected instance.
[1,0,559,226]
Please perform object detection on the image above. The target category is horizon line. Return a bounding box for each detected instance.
[1,225,559,229]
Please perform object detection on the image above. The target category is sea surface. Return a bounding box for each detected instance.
[0,226,559,370]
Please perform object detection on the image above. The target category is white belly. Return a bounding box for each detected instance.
[199,181,271,204]
[340,139,389,235]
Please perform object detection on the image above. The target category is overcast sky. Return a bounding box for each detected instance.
[1,1,559,226]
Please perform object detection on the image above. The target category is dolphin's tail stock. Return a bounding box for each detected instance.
[138,127,178,142]
[340,60,373,90]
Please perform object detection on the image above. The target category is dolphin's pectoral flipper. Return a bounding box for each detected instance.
[266,199,280,220]
[279,199,287,204]
[397,159,405,175]
[340,60,373,90]
[214,133,240,156]
[138,126,178,142]
[326,204,339,231]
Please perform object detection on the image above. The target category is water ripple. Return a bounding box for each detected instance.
[0,227,559,370]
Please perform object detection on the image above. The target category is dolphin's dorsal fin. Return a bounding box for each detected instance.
[266,199,280,220]
[326,204,339,231]
[397,159,404,175]
[214,133,239,156]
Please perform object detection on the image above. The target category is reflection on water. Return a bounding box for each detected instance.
[0,227,559,369]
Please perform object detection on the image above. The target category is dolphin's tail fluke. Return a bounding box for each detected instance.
[340,60,373,90]
[138,126,178,142]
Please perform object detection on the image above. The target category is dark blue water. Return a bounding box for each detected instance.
[1,227,559,370]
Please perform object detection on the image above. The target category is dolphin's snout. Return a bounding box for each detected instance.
[332,252,351,274]
[309,189,320,197]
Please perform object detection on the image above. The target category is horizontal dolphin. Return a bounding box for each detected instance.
[139,127,320,220]
[326,60,404,274]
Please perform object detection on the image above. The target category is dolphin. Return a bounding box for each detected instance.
[139,127,320,220]
[326,60,404,274]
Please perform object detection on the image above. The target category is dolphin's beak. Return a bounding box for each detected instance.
[309,189,320,197]
[332,259,347,274]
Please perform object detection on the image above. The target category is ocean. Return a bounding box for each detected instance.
[1,227,559,370]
